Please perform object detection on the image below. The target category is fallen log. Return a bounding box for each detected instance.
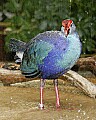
[63,70,96,98]
[0,68,96,98]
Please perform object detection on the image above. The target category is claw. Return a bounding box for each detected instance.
[38,103,44,110]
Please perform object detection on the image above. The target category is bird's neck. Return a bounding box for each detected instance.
[67,31,80,42]
[67,32,81,55]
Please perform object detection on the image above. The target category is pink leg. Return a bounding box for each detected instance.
[39,79,45,110]
[53,79,60,108]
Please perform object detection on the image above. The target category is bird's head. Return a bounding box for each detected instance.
[61,19,76,37]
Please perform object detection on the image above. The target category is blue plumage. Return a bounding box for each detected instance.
[10,20,82,109]
[20,30,81,79]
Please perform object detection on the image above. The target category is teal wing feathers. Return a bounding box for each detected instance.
[21,40,53,77]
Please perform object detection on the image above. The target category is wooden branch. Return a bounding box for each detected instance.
[63,70,96,98]
[0,68,96,98]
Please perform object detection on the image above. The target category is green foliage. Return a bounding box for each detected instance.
[0,0,96,54]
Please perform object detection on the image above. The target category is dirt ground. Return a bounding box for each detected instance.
[0,78,96,120]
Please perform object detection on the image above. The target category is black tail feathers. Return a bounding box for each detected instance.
[9,38,26,52]
[22,70,41,78]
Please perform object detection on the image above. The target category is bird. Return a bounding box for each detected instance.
[10,19,82,110]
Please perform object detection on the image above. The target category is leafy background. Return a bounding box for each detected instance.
[0,0,96,54]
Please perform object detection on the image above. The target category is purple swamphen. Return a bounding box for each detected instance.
[10,19,81,109]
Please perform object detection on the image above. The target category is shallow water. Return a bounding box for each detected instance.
[0,78,96,120]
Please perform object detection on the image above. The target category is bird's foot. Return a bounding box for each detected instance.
[38,103,44,110]
[56,104,60,109]
[56,104,61,111]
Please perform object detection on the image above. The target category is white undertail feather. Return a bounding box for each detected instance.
[16,51,24,61]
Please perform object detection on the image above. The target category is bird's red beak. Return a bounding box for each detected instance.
[62,20,73,36]
[64,28,70,36]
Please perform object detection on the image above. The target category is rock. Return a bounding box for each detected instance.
[72,56,96,76]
